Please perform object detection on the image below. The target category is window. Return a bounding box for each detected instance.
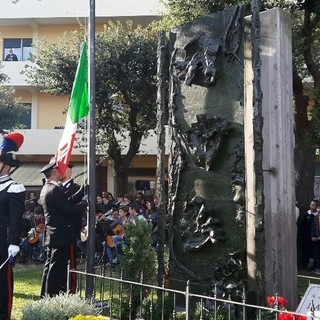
[3,38,33,61]
[18,103,32,129]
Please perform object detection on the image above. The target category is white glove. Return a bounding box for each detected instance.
[82,195,89,203]
[8,244,20,257]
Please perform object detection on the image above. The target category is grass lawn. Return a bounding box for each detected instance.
[9,261,320,320]
[12,262,43,320]
[11,261,112,319]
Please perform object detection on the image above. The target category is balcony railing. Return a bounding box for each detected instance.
[2,61,30,87]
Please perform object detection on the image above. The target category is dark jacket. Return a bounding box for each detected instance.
[311,214,320,239]
[61,179,85,240]
[62,179,84,205]
[0,176,25,245]
[40,180,86,247]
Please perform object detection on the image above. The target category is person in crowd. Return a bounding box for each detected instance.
[116,193,125,206]
[123,194,132,205]
[104,206,128,266]
[102,196,110,214]
[20,205,46,263]
[297,199,318,270]
[25,191,39,214]
[77,210,108,262]
[0,132,25,320]
[145,200,159,248]
[144,200,158,224]
[32,205,46,262]
[113,202,146,263]
[96,210,111,236]
[77,221,89,257]
[134,193,146,216]
[153,194,160,208]
[60,163,86,293]
[96,195,105,213]
[105,192,116,212]
[128,201,147,223]
[311,203,320,274]
[21,210,33,238]
[39,157,87,297]
[5,48,18,61]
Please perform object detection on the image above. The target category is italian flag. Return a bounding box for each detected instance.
[55,42,89,176]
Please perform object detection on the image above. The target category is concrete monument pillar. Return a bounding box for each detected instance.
[244,8,297,308]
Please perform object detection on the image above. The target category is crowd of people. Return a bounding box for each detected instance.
[19,189,163,267]
[78,191,162,267]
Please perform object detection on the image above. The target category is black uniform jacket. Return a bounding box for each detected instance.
[0,175,25,245]
[62,179,84,205]
[61,179,85,240]
[40,180,86,247]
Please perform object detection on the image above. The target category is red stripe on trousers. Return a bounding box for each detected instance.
[69,243,77,294]
[6,263,13,320]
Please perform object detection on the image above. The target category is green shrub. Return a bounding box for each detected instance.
[141,294,175,320]
[22,293,99,320]
[69,316,109,320]
[191,303,235,320]
[108,297,131,319]
[120,218,157,284]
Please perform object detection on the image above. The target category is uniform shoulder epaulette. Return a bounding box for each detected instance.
[0,180,15,192]
[8,182,25,193]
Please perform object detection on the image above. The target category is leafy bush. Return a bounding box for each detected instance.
[69,316,109,320]
[141,294,175,319]
[108,297,132,319]
[120,218,157,284]
[191,303,232,320]
[22,293,99,320]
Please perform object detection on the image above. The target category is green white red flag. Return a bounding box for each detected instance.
[55,42,89,176]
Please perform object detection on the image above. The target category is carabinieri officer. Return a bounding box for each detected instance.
[39,157,87,297]
[0,132,25,320]
[61,163,86,293]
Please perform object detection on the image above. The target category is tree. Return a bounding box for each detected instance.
[25,22,158,193]
[290,0,320,213]
[155,0,320,213]
[0,65,27,132]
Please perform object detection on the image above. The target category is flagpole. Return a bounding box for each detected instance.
[85,0,96,299]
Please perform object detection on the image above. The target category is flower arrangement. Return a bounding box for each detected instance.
[69,316,109,320]
[266,295,307,320]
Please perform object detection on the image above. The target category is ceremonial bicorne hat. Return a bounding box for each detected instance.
[0,132,24,167]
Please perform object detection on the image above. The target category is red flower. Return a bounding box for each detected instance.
[267,296,276,307]
[278,312,307,320]
[278,296,288,308]
[278,313,293,320]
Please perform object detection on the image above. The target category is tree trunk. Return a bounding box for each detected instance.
[293,69,315,214]
[114,167,129,195]
[108,130,143,195]
[294,121,316,215]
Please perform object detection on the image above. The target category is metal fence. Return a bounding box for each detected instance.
[67,265,318,320]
